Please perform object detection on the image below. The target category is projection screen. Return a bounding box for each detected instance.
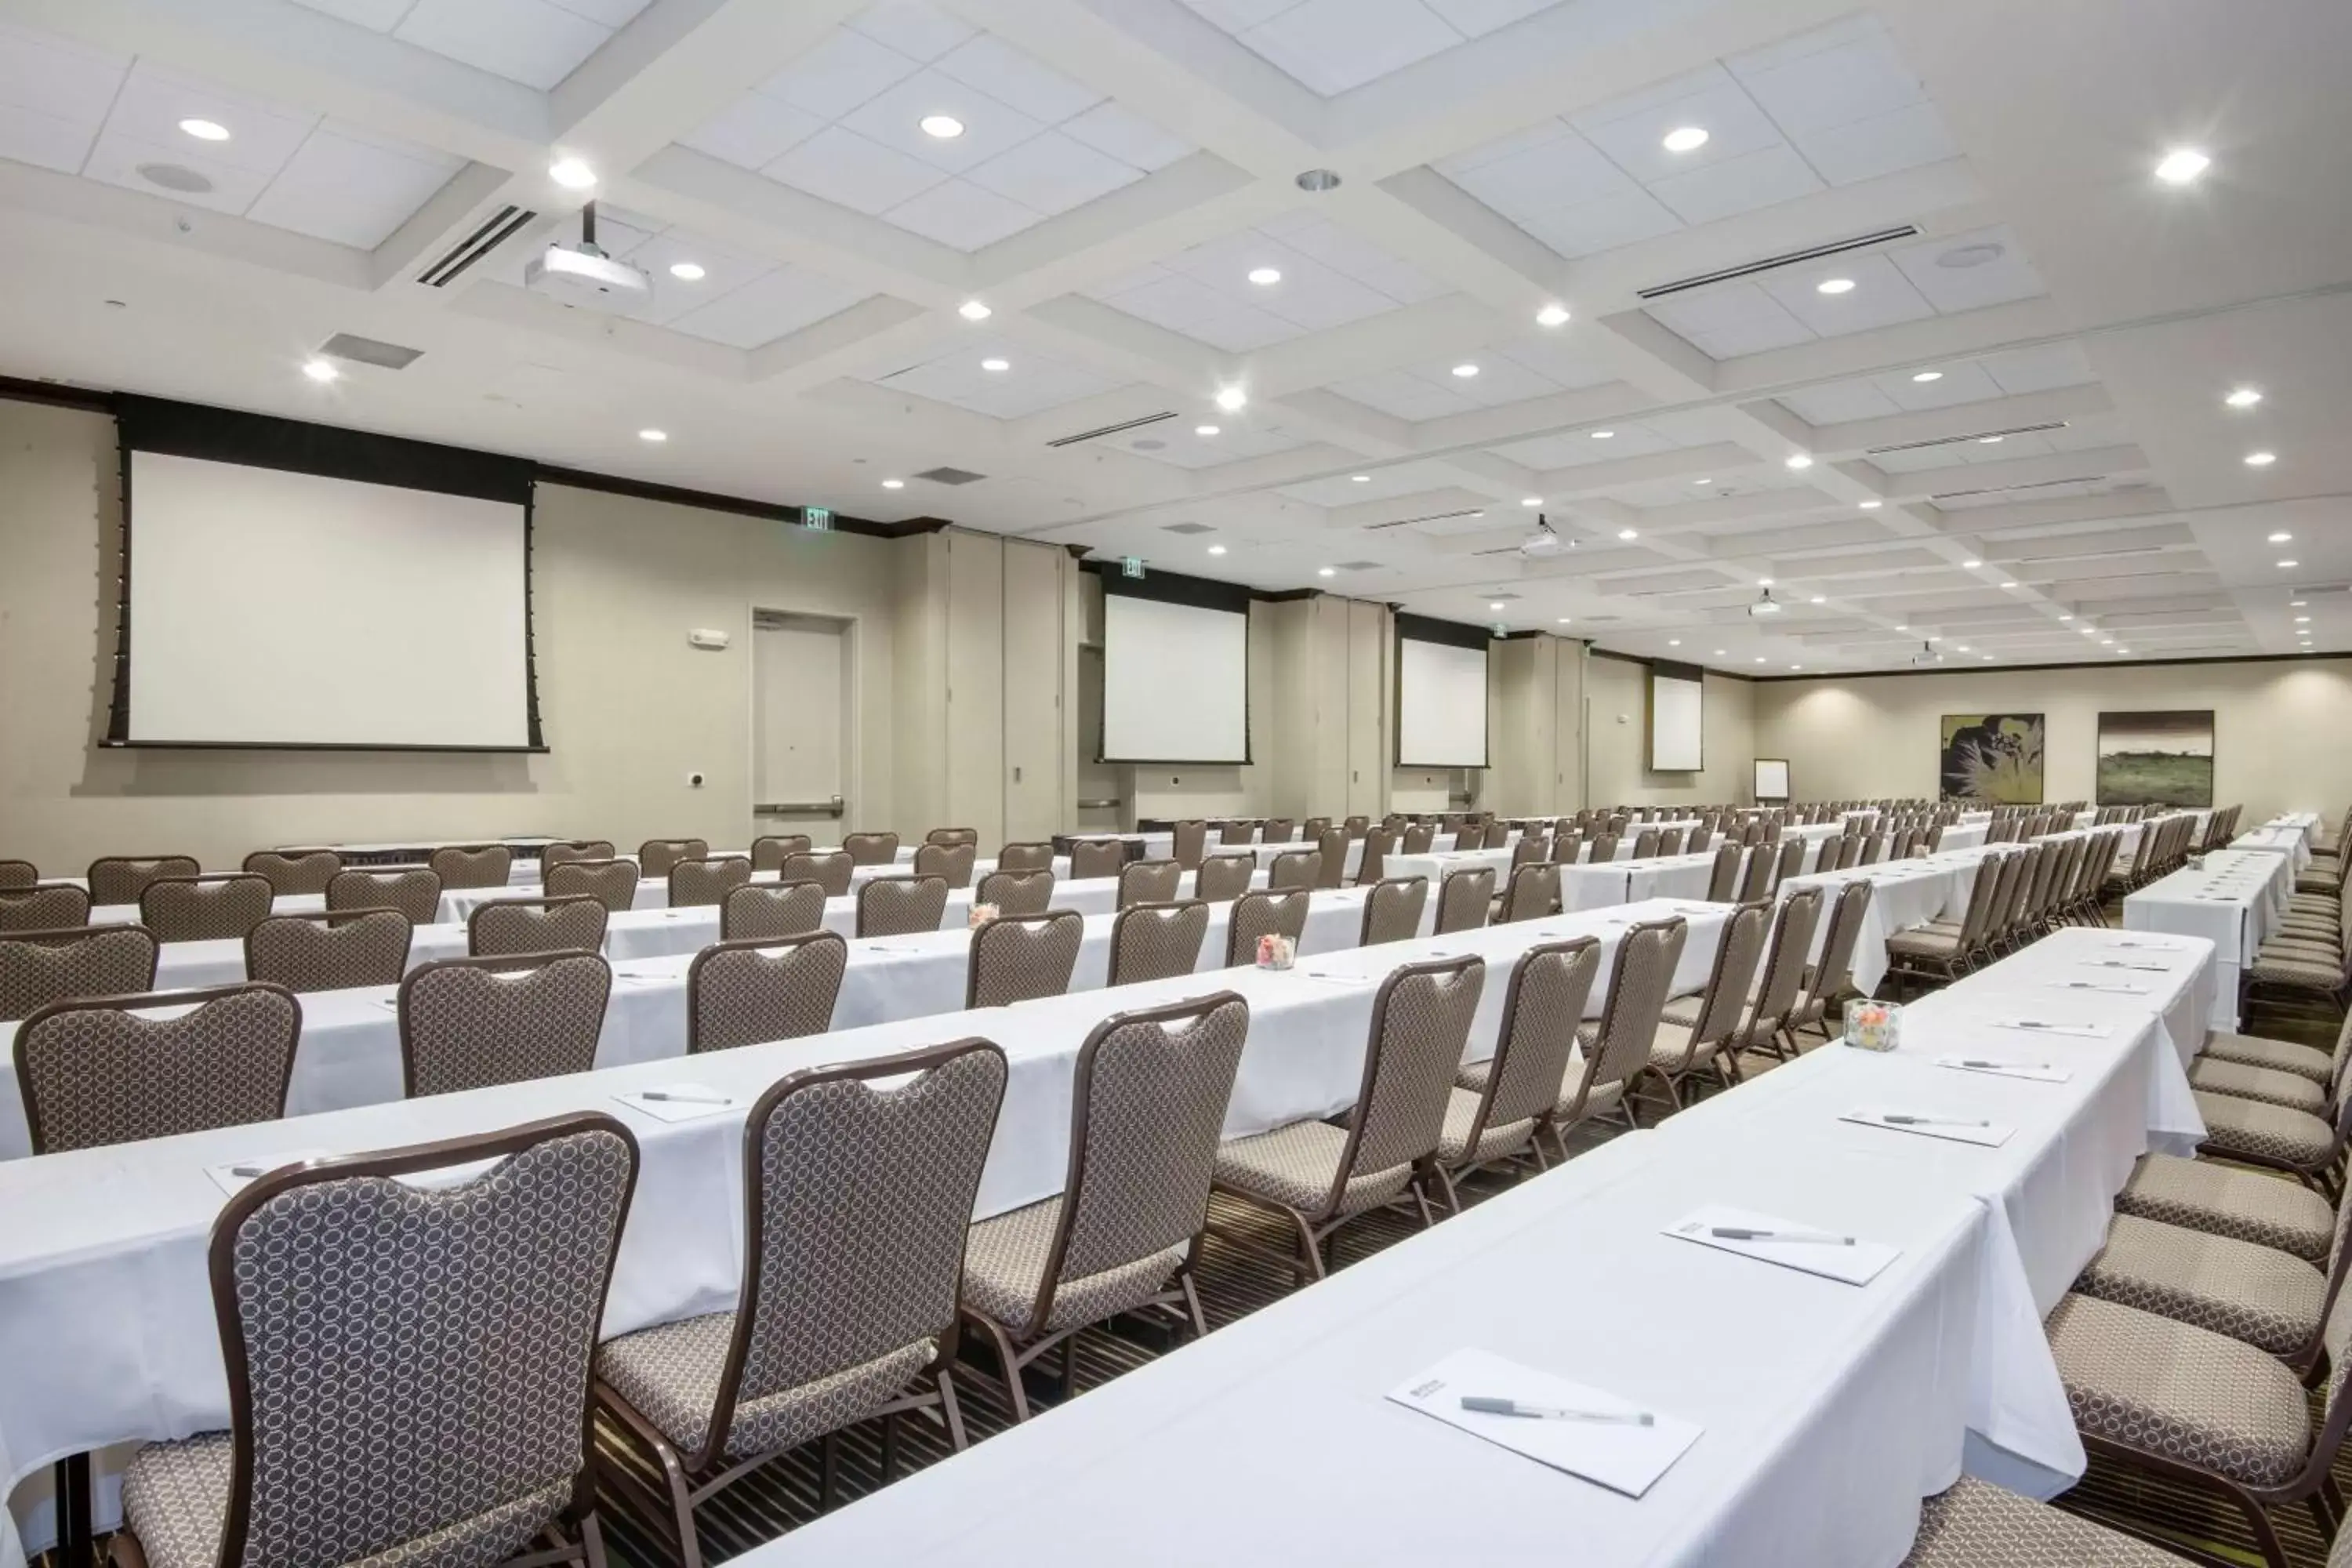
[1397,618,1489,768]
[1100,578,1250,764]
[1648,664,1705,772]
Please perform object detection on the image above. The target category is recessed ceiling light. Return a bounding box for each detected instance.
[1207,544,1227,555]
[1982,655,1994,662]
[549,157,597,189]
[1791,664,1803,671]
[2100,638,2114,646]
[2226,387,2263,408]
[1912,370,1943,383]
[1536,304,1570,327]
[1668,639,1680,647]
[2246,451,2278,467]
[2116,648,2131,655]
[1962,558,1981,568]
[1894,625,1908,633]
[1194,424,1219,437]
[1351,474,1372,483]
[1715,650,1727,657]
[2057,613,2074,622]
[2000,581,2018,589]
[1754,656,1766,664]
[2154,147,2212,186]
[1488,601,1505,611]
[178,118,230,142]
[637,428,667,442]
[1214,386,1246,412]
[2269,531,2292,543]
[1785,454,1813,470]
[2081,627,2097,636]
[1757,577,1773,586]
[1978,435,2004,445]
[1955,644,1971,653]
[2296,615,2311,623]
[2279,559,2299,568]
[1661,126,1710,152]
[981,358,1010,372]
[301,358,339,383]
[958,299,993,321]
[1451,363,1479,378]
[1247,267,1282,285]
[920,114,965,139]
[1858,499,1882,510]
[1317,566,1336,577]
[1555,616,1573,626]
[1692,477,1711,486]
[1590,429,1614,439]
[1816,278,1857,296]
[1617,528,1638,540]
[2292,600,2308,607]
[1809,595,1825,604]
[668,261,706,281]
[1521,496,1542,508]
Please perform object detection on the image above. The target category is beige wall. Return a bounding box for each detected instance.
[1584,655,1759,808]
[1752,659,2352,821]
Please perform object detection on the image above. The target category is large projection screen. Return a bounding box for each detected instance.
[1648,665,1705,771]
[123,449,534,748]
[1397,620,1489,768]
[1101,584,1250,764]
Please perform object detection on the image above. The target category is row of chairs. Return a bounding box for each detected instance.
[1884,832,2120,993]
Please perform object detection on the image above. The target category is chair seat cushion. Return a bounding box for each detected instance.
[1648,1021,1710,1073]
[597,1310,935,1461]
[1900,1476,2196,1566]
[1659,993,1704,1028]
[2249,952,2344,988]
[1885,927,1962,959]
[2194,1091,2336,1167]
[1436,1085,1534,1166]
[2071,1214,2325,1358]
[1214,1119,1408,1218]
[2199,1031,2333,1086]
[2115,1154,2336,1261]
[962,1196,1184,1340]
[2045,1292,2310,1489]
[2189,1058,2328,1114]
[122,1430,570,1568]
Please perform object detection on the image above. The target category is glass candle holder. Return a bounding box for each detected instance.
[1843,998,1900,1051]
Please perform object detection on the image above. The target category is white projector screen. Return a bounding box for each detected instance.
[1648,668,1704,771]
[1101,590,1250,764]
[1398,635,1489,768]
[1755,758,1791,800]
[125,451,533,747]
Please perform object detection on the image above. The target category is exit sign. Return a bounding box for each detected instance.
[1121,556,1146,579]
[803,506,833,532]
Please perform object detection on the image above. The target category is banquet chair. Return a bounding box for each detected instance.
[1771,836,1806,891]
[779,850,854,898]
[1727,888,1824,1065]
[86,855,198,907]
[542,840,617,873]
[1071,840,1127,881]
[926,827,979,848]
[547,858,642,913]
[670,857,753,909]
[0,924,159,1021]
[1360,877,1428,946]
[976,869,1055,916]
[1439,938,1601,1200]
[114,1114,636,1568]
[239,849,340,896]
[857,874,949,938]
[1740,822,1764,848]
[1577,918,1690,1131]
[1789,881,1874,1044]
[1266,849,1321,892]
[687,932,847,1052]
[1632,828,1660,859]
[842,832,900,866]
[1342,815,1370,840]
[1510,835,1549,874]
[721,881,829,942]
[1225,889,1310,967]
[139,873,274,943]
[327,867,442,926]
[1316,828,1348,889]
[967,911,1084,1007]
[1896,1477,2198,1566]
[1656,828,1685,855]
[1481,822,1512,851]
[1884,853,2014,993]
[1686,826,1713,855]
[1925,825,1947,852]
[1195,853,1257,903]
[1210,956,1483,1284]
[913,841,978,888]
[996,841,1054,872]
[1171,821,1207,870]
[1117,858,1183,909]
[1301,817,1330,844]
[398,951,611,1098]
[1860,830,1886,866]
[749,835,812,873]
[1354,829,1392,887]
[1261,818,1294,844]
[1585,831,1620,864]
[0,859,33,890]
[638,840,709,880]
[0,884,89,932]
[1400,825,1436,855]
[469,895,608,958]
[1499,862,1560,924]
[1218,822,1256,847]
[1833,835,1864,871]
[1704,844,1742,902]
[1734,843,1776,903]
[428,844,511,890]
[593,1043,1003,1557]
[245,909,409,993]
[961,995,1250,1420]
[1644,905,1766,1112]
[1108,901,1209,985]
[16,983,297,1153]
[1434,867,1494,935]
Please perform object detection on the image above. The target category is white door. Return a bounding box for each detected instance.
[753,612,849,844]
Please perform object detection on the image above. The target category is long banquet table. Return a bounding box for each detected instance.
[2123,848,2292,1029]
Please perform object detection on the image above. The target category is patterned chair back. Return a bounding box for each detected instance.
[1218,822,1255,847]
[670,856,753,909]
[1686,826,1713,855]
[702,1043,1004,1468]
[86,855,199,907]
[1434,867,1494,935]
[398,953,612,1098]
[750,836,813,873]
[1809,881,1875,1007]
[1400,825,1436,854]
[140,874,275,943]
[1359,877,1428,946]
[1224,889,1310,966]
[1071,840,1127,881]
[1588,918,1689,1092]
[1947,852,2011,952]
[1631,829,1660,859]
[842,832,900,866]
[1744,891,1822,1043]
[539,841,615,873]
[427,845,512,891]
[1674,903,1767,1058]
[1266,850,1321,892]
[1510,835,1546,872]
[17,983,298,1153]
[469,895,608,958]
[1704,844,1742,902]
[241,850,342,896]
[1342,816,1370,840]
[1170,822,1207,870]
[1733,843,1777,903]
[1316,828,1348,889]
[975,869,1055,916]
[1300,818,1330,842]
[1486,938,1602,1126]
[1,924,159,1020]
[858,874,949,938]
[1194,853,1257,903]
[544,859,640,914]
[637,840,710,879]
[925,828,979,848]
[1860,831,1886,865]
[996,842,1055,872]
[246,909,410,993]
[1117,858,1183,909]
[0,860,33,891]
[1549,829,1581,865]
[1585,832,1619,863]
[688,932,848,1052]
[1501,863,1560,924]
[328,868,442,925]
[1925,825,1946,852]
[206,1116,637,1568]
[721,880,829,942]
[1657,828,1686,855]
[913,842,977,887]
[1356,829,1392,885]
[1773,836,1806,887]
[1261,818,1294,844]
[1108,901,1209,985]
[779,850,855,898]
[1318,957,1485,1211]
[967,911,1084,1007]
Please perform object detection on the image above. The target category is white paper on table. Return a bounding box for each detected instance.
[2083,960,2172,974]
[1842,1106,2014,1149]
[1989,1018,2111,1039]
[1936,1056,2071,1083]
[1385,1348,1700,1498]
[610,970,673,985]
[2047,979,2152,995]
[1664,1203,1898,1286]
[2106,938,2187,951]
[205,1149,333,1198]
[613,1085,741,1123]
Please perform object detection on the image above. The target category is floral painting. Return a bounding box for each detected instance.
[1940,713,2046,803]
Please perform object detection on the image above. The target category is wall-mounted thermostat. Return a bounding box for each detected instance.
[688,629,731,651]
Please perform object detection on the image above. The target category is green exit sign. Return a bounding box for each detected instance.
[1121,556,1145,579]
[803,506,833,532]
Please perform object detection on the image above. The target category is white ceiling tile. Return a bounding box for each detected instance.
[1497,335,1618,391]
[868,339,1119,418]
[1644,141,1824,225]
[1098,270,1235,329]
[543,0,649,27]
[619,230,778,325]
[1059,101,1190,172]
[0,102,97,172]
[1236,0,1461,96]
[1438,354,1558,406]
[1522,187,1681,258]
[845,0,975,62]
[1643,281,1814,358]
[1791,102,1956,187]
[757,27,922,121]
[1720,12,1882,76]
[1181,0,1305,30]
[1424,0,1566,37]
[1875,361,2007,410]
[1257,262,1398,331]
[883,176,1041,250]
[678,92,822,170]
[931,34,1101,125]
[1893,227,2048,313]
[394,0,612,90]
[1755,252,1934,337]
[840,66,1049,172]
[1263,217,1446,302]
[82,132,274,216]
[286,0,413,28]
[1184,306,1303,352]
[245,123,459,249]
[1331,368,1477,420]
[1777,382,1901,426]
[107,61,317,177]
[1126,423,1303,470]
[1731,22,1922,135]
[1435,118,1573,178]
[1276,459,1460,506]
[1084,261,1174,299]
[1574,66,1784,184]
[667,264,870,348]
[964,130,1141,216]
[764,125,947,215]
[1979,341,2097,395]
[1441,122,1643,218]
[0,22,128,128]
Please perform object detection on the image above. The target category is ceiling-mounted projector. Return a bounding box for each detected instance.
[524,200,649,313]
[1747,587,1782,617]
[1519,515,1574,559]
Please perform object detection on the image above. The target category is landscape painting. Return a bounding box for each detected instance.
[1940,713,2046,803]
[2097,710,2215,807]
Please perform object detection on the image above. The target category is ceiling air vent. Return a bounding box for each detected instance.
[1330,561,1383,572]
[914,466,986,485]
[1363,506,1487,530]
[317,333,423,371]
[1160,522,1214,535]
[1638,226,1922,300]
[1868,422,2069,456]
[1046,411,1175,448]
[418,205,536,288]
[1929,474,2117,501]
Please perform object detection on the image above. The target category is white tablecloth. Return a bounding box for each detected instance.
[1778,850,1998,996]
[2123,850,2291,1029]
[2231,826,2313,873]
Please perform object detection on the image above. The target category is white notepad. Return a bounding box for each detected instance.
[2084,960,2172,973]
[1988,1018,2111,1038]
[1936,1056,2072,1083]
[1842,1106,2014,1148]
[2049,979,2152,995]
[2105,938,2187,951]
[205,1149,332,1199]
[1385,1348,1700,1498]
[612,1085,740,1123]
[1664,1204,1898,1287]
